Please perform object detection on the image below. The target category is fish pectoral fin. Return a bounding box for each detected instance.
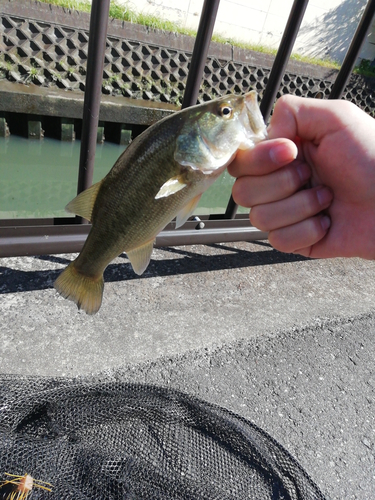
[175,194,202,228]
[155,175,187,199]
[65,180,103,221]
[127,239,155,275]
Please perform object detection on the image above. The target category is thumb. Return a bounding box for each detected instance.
[267,95,350,143]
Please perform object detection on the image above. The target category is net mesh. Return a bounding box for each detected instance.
[0,375,326,500]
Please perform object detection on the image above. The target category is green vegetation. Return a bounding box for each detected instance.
[0,59,13,75]
[39,0,91,13]
[38,0,196,35]
[51,70,62,82]
[289,52,340,70]
[27,66,40,80]
[37,0,341,70]
[353,58,375,77]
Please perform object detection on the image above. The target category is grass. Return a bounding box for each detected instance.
[37,0,342,70]
[40,0,91,13]
[41,0,197,34]
[24,64,43,83]
[289,52,340,69]
[353,58,375,77]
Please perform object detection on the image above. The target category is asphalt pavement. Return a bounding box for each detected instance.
[1,240,375,499]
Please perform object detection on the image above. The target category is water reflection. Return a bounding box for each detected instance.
[0,136,244,219]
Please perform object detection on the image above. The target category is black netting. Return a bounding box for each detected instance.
[0,376,326,500]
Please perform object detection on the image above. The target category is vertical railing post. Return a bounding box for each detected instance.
[329,0,375,100]
[181,0,221,109]
[77,0,111,207]
[225,0,309,219]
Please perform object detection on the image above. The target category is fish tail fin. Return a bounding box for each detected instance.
[54,262,104,315]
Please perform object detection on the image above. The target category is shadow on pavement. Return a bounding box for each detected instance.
[0,242,309,294]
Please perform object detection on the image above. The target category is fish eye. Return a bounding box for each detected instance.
[218,104,233,119]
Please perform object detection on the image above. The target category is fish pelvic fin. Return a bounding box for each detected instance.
[175,193,202,228]
[54,261,104,315]
[127,239,155,275]
[65,180,103,221]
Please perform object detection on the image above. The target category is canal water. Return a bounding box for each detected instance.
[0,136,245,220]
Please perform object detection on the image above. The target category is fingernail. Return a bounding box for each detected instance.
[316,186,333,206]
[320,215,331,231]
[269,143,297,166]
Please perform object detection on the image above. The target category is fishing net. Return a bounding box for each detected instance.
[0,375,326,500]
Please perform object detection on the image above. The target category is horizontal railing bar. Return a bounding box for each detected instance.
[0,218,77,227]
[0,219,267,258]
[0,214,250,228]
[156,227,267,247]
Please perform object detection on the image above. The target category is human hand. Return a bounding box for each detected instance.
[228,95,375,259]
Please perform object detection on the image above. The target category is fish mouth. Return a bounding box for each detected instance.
[243,91,268,143]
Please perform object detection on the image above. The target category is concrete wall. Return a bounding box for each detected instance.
[112,0,374,64]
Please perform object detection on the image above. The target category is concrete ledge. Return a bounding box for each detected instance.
[0,81,177,124]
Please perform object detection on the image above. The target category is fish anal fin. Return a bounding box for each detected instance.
[127,239,155,275]
[175,194,202,228]
[155,175,187,199]
[65,180,103,221]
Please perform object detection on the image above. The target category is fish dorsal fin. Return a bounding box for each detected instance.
[65,180,103,221]
[127,239,155,275]
[175,194,202,228]
[155,175,187,199]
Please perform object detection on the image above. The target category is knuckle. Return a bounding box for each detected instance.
[277,94,294,108]
[268,229,289,252]
[249,206,269,231]
[268,215,326,255]
[232,179,250,207]
[283,165,301,194]
[338,99,356,114]
[302,189,321,216]
[227,157,241,177]
[231,180,242,203]
[309,215,326,238]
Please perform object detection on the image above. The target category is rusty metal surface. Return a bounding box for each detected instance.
[77,0,110,196]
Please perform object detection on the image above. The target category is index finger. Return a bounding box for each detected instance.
[228,138,297,178]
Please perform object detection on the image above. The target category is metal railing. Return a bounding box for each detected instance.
[1,0,375,258]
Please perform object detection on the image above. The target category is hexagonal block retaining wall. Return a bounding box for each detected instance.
[0,0,374,115]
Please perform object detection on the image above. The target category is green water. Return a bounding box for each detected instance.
[0,136,244,219]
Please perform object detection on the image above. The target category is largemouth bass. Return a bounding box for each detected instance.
[55,91,267,314]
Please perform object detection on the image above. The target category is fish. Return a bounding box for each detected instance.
[54,91,267,314]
